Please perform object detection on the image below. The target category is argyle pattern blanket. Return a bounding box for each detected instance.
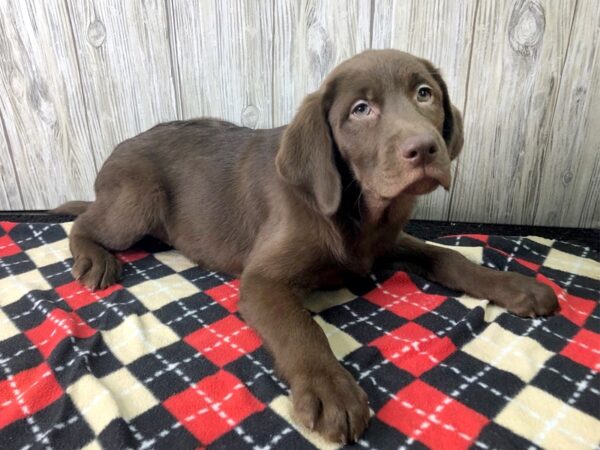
[0,221,598,450]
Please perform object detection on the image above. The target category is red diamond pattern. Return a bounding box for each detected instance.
[184,315,261,367]
[25,309,96,358]
[164,370,264,445]
[560,329,600,370]
[365,272,446,319]
[378,380,488,450]
[371,322,456,376]
[57,281,123,310]
[0,363,64,429]
[0,234,20,257]
[205,280,240,313]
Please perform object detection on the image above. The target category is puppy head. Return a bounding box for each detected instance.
[276,49,463,217]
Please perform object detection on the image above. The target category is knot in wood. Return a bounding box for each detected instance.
[561,170,573,186]
[508,0,545,57]
[10,68,25,98]
[87,20,106,48]
[241,105,260,128]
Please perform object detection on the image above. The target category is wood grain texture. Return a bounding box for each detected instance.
[0,111,22,209]
[449,0,578,225]
[0,0,597,228]
[533,0,600,228]
[272,0,372,126]
[168,0,273,128]
[372,0,478,220]
[67,0,178,163]
[0,0,97,208]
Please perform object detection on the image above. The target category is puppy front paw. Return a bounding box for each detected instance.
[501,274,559,317]
[290,364,370,443]
[72,251,121,291]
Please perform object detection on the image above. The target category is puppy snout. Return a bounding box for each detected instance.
[398,134,438,164]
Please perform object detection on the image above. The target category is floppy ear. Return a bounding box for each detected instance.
[447,104,464,160]
[429,70,464,160]
[275,91,342,216]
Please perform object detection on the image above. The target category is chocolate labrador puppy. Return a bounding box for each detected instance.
[55,49,558,443]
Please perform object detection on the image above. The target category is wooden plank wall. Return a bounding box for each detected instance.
[0,0,598,228]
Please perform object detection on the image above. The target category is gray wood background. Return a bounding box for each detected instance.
[0,0,598,227]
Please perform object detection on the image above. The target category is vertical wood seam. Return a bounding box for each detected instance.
[165,0,183,120]
[369,0,375,48]
[446,0,480,221]
[64,0,99,173]
[271,0,276,128]
[0,109,24,207]
[546,0,579,129]
[532,0,579,225]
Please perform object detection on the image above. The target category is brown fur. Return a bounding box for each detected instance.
[56,49,558,443]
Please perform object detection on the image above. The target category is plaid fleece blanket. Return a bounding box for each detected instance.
[0,221,598,450]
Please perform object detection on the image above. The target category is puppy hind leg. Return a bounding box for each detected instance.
[68,188,166,289]
[69,219,122,290]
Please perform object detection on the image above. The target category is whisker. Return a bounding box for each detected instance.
[356,190,364,222]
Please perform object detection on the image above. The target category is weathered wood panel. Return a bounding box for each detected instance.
[449,0,578,225]
[0,0,97,208]
[168,0,273,128]
[272,0,372,126]
[0,112,22,209]
[533,0,600,228]
[0,0,598,227]
[372,0,478,220]
[66,0,178,163]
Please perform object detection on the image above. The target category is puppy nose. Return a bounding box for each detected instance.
[398,134,438,164]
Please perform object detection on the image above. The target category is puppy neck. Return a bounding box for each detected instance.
[333,146,364,229]
[333,147,400,229]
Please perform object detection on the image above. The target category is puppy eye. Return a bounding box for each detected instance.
[416,85,433,103]
[351,100,372,117]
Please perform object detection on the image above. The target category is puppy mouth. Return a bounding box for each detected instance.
[380,165,451,198]
[402,177,440,195]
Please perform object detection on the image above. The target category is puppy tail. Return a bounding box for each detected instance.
[50,200,92,216]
